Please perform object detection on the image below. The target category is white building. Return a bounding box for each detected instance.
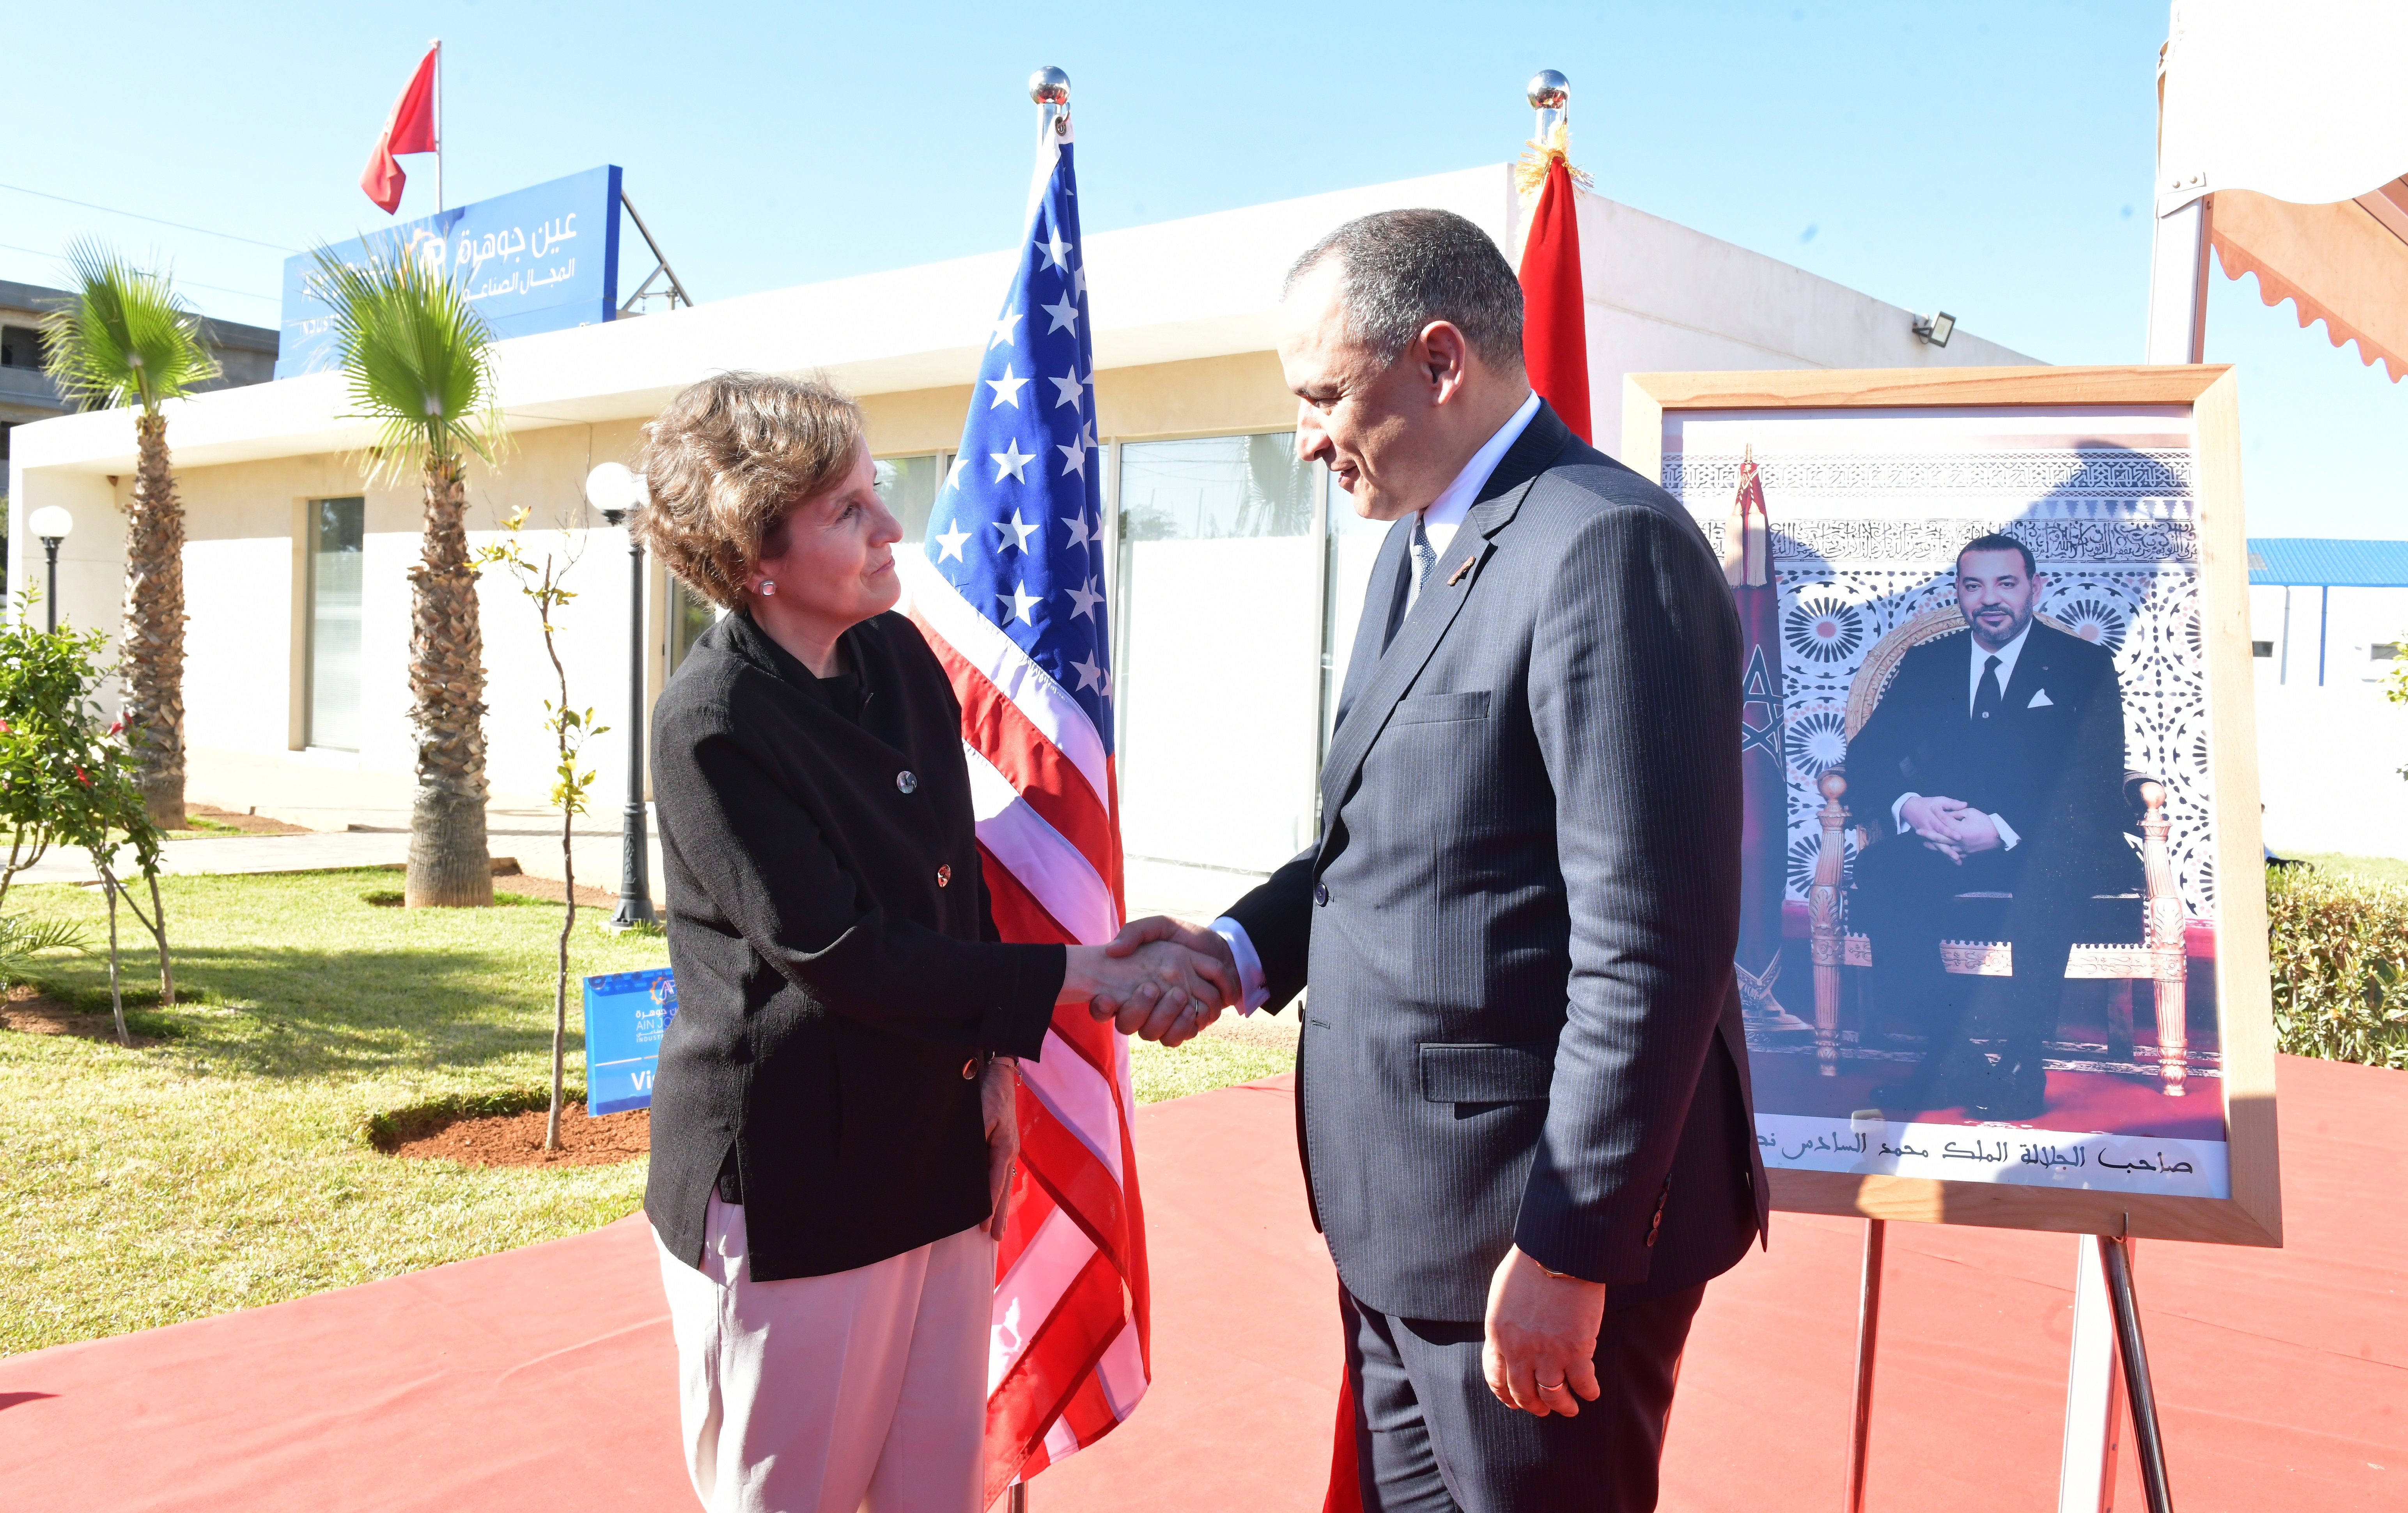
[5,164,2031,906]
[2248,538,2408,858]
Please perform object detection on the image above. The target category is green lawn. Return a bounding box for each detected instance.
[1128,1011,1297,1103]
[2286,852,2408,888]
[0,870,1292,1356]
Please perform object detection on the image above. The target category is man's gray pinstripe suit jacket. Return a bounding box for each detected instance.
[1225,401,1769,1324]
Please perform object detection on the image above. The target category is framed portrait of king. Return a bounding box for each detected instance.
[1625,365,2280,1248]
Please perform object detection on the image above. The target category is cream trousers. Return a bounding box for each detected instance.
[654,1196,994,1513]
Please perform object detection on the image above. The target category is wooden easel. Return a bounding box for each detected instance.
[1843,1223,2174,1513]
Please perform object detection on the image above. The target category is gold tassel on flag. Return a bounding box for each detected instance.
[1515,121,1594,197]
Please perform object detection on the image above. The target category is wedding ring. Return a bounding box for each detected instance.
[1536,1376,1566,1392]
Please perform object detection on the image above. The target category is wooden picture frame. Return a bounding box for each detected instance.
[1625,365,2280,1248]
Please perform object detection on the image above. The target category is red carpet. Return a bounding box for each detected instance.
[2,1056,2399,1511]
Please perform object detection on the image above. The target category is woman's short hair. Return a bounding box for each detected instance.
[630,372,865,610]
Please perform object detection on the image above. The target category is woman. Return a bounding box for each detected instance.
[633,372,1222,1513]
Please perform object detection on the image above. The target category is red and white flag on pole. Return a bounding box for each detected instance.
[898,90,1150,1505]
[360,43,439,215]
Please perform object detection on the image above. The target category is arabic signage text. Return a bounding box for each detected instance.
[276,165,624,379]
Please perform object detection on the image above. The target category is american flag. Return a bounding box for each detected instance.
[897,112,1147,1502]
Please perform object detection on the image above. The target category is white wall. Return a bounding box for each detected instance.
[2249,582,2408,688]
[2246,582,2408,858]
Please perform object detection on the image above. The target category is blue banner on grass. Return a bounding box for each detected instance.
[584,966,676,1116]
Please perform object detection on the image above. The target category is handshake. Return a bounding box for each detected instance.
[1057,917,1240,1048]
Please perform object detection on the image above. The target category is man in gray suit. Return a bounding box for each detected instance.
[1103,209,1765,1511]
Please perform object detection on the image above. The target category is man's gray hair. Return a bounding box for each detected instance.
[1284,209,1525,369]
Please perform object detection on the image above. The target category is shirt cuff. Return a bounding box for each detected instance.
[1892,793,1920,834]
[1211,917,1270,1015]
[1990,812,2021,850]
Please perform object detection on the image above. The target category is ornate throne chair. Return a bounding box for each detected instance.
[1804,605,2192,1095]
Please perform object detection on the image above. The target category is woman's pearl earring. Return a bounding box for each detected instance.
[758,580,777,597]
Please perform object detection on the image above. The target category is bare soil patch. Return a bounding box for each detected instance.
[493,874,619,909]
[0,984,159,1046]
[179,803,312,837]
[381,1102,651,1168]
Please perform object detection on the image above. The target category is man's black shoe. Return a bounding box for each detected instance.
[1971,1053,2048,1120]
[1869,1058,1982,1113]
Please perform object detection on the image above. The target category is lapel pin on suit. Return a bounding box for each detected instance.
[1446,555,1477,588]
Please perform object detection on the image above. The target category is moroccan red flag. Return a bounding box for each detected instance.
[360,46,438,214]
[1517,149,1592,443]
[1728,451,1809,1033]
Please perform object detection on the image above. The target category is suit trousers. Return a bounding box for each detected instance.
[1854,836,2076,1051]
[653,1196,993,1513]
[1340,1281,1706,1513]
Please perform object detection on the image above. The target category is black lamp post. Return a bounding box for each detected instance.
[28,505,73,633]
[585,465,658,931]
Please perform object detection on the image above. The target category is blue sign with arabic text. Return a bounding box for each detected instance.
[275,165,624,379]
[584,965,676,1117]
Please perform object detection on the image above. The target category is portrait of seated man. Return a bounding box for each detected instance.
[1846,534,2141,1119]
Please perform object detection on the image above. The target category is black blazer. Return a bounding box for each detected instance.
[1846,621,2137,890]
[1226,402,1767,1324]
[643,609,1065,1281]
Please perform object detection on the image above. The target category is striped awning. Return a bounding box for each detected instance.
[2160,1,2408,381]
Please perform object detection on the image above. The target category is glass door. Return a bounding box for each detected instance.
[305,497,365,751]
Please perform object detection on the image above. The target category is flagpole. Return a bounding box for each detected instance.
[431,37,444,212]
[1001,73,1073,1513]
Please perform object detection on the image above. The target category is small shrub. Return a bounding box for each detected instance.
[2267,864,2408,1070]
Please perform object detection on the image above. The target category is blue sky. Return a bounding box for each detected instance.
[4,1,2398,535]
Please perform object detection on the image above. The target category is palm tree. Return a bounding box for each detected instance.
[312,238,506,907]
[41,239,218,829]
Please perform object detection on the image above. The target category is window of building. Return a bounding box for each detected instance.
[0,326,45,370]
[875,455,944,547]
[305,497,365,751]
[2373,643,2399,662]
[2252,640,2274,658]
[666,576,717,676]
[1114,433,1321,874]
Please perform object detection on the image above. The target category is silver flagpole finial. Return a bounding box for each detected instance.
[1527,69,1569,140]
[1030,65,1071,138]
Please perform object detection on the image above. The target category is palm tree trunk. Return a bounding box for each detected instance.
[404,452,494,908]
[122,411,187,828]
